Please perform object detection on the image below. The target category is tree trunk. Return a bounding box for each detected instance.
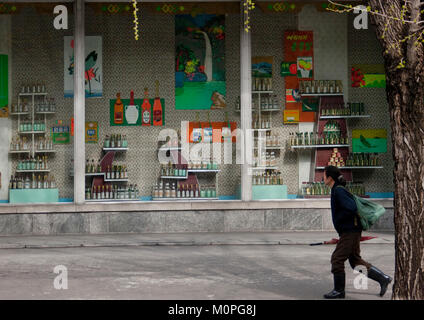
[368,0,424,300]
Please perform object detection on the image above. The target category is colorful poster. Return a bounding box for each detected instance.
[110,98,142,126]
[0,54,8,118]
[284,31,314,121]
[297,56,313,78]
[64,36,103,98]
[280,61,297,77]
[252,56,273,78]
[351,64,386,88]
[52,125,70,144]
[175,14,226,110]
[110,98,165,126]
[352,129,387,153]
[283,110,300,124]
[85,121,98,143]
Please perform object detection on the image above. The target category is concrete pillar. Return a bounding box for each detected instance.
[240,2,252,201]
[74,0,85,203]
[0,16,12,201]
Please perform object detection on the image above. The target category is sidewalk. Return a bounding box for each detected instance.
[0,231,394,249]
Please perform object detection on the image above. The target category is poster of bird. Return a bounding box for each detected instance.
[64,36,103,98]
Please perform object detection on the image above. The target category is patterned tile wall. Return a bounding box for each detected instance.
[347,14,394,193]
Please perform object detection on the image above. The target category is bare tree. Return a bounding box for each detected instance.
[327,0,424,300]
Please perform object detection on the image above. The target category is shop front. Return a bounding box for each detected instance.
[0,1,394,235]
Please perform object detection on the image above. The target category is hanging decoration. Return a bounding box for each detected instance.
[243,0,255,32]
[132,0,139,40]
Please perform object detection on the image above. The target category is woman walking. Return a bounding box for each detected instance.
[323,166,392,299]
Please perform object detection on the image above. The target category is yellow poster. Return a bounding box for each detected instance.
[85,121,98,143]
[284,110,300,124]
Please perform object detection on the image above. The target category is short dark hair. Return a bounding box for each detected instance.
[324,165,347,186]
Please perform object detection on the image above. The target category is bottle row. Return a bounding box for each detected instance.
[321,102,365,116]
[345,153,381,167]
[86,184,139,200]
[236,95,280,112]
[153,181,217,199]
[19,121,46,132]
[252,115,272,129]
[103,134,128,148]
[9,174,56,190]
[252,171,283,185]
[187,161,219,170]
[17,156,50,171]
[300,181,366,197]
[254,132,282,147]
[253,151,278,167]
[105,165,129,180]
[323,120,341,133]
[20,84,46,94]
[252,77,272,92]
[288,132,349,147]
[299,80,343,95]
[9,136,54,152]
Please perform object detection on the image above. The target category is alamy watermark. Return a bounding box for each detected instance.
[53,265,68,290]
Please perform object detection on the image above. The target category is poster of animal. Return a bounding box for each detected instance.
[352,129,387,153]
[175,14,226,110]
[64,36,103,98]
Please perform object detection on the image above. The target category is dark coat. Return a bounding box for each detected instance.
[330,182,362,235]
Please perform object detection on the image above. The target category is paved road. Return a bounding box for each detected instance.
[0,243,394,300]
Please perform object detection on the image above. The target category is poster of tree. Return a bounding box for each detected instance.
[175,14,226,110]
[64,36,103,98]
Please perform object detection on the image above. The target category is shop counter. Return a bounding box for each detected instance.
[9,189,59,204]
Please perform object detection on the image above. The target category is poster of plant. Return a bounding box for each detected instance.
[297,57,313,78]
[351,64,386,88]
[352,129,387,153]
[281,61,297,77]
[64,36,103,98]
[252,56,273,78]
[175,14,226,110]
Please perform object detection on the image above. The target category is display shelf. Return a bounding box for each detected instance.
[16,169,50,173]
[102,147,129,152]
[160,175,188,180]
[158,146,182,151]
[252,185,288,200]
[19,92,48,96]
[35,111,56,115]
[187,169,220,173]
[251,166,278,170]
[85,198,137,202]
[85,172,105,177]
[315,166,383,170]
[9,112,29,116]
[252,91,273,94]
[320,115,371,119]
[253,146,283,150]
[9,150,30,154]
[260,108,280,112]
[18,131,46,135]
[35,150,56,153]
[103,179,129,182]
[291,144,350,149]
[253,128,272,132]
[152,197,219,201]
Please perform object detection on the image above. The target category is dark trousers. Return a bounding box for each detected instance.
[331,232,372,274]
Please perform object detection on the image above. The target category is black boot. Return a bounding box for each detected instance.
[367,266,392,297]
[324,273,345,299]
